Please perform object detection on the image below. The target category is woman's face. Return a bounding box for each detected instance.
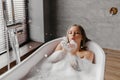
[67,26,82,44]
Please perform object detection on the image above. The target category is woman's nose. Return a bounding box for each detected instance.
[72,33,75,36]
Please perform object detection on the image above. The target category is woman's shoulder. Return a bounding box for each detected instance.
[78,50,93,54]
[82,50,94,58]
[83,50,94,55]
[76,50,92,57]
[77,50,94,62]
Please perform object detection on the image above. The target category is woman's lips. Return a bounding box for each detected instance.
[71,37,75,40]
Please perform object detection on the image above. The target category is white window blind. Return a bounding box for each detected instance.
[13,0,25,23]
[0,0,7,54]
[6,0,25,24]
[6,0,14,25]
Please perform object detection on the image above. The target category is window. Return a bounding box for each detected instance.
[6,0,26,25]
[0,0,28,54]
[0,0,7,54]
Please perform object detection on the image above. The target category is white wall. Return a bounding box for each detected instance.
[29,0,44,42]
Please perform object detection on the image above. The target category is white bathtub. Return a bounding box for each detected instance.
[0,38,105,80]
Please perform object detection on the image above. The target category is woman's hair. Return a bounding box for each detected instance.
[67,24,90,50]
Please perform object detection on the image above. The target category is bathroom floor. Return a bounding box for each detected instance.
[104,48,120,80]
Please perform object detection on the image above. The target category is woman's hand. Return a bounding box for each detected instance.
[60,39,77,52]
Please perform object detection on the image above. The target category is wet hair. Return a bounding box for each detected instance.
[67,24,90,50]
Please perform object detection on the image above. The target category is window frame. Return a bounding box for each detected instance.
[0,0,29,54]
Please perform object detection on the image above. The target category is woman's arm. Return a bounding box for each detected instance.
[54,43,63,51]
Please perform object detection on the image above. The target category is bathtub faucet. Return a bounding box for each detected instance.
[8,28,21,64]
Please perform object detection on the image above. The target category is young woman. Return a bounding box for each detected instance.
[55,24,94,63]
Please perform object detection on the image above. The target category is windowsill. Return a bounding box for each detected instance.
[0,41,43,75]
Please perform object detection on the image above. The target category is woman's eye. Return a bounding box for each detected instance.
[68,31,80,34]
[68,31,72,34]
[75,32,80,34]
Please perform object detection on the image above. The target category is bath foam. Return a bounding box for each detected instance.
[22,51,97,80]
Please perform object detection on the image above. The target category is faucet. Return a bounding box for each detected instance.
[8,28,21,64]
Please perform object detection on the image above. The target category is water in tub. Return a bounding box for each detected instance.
[22,39,97,80]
